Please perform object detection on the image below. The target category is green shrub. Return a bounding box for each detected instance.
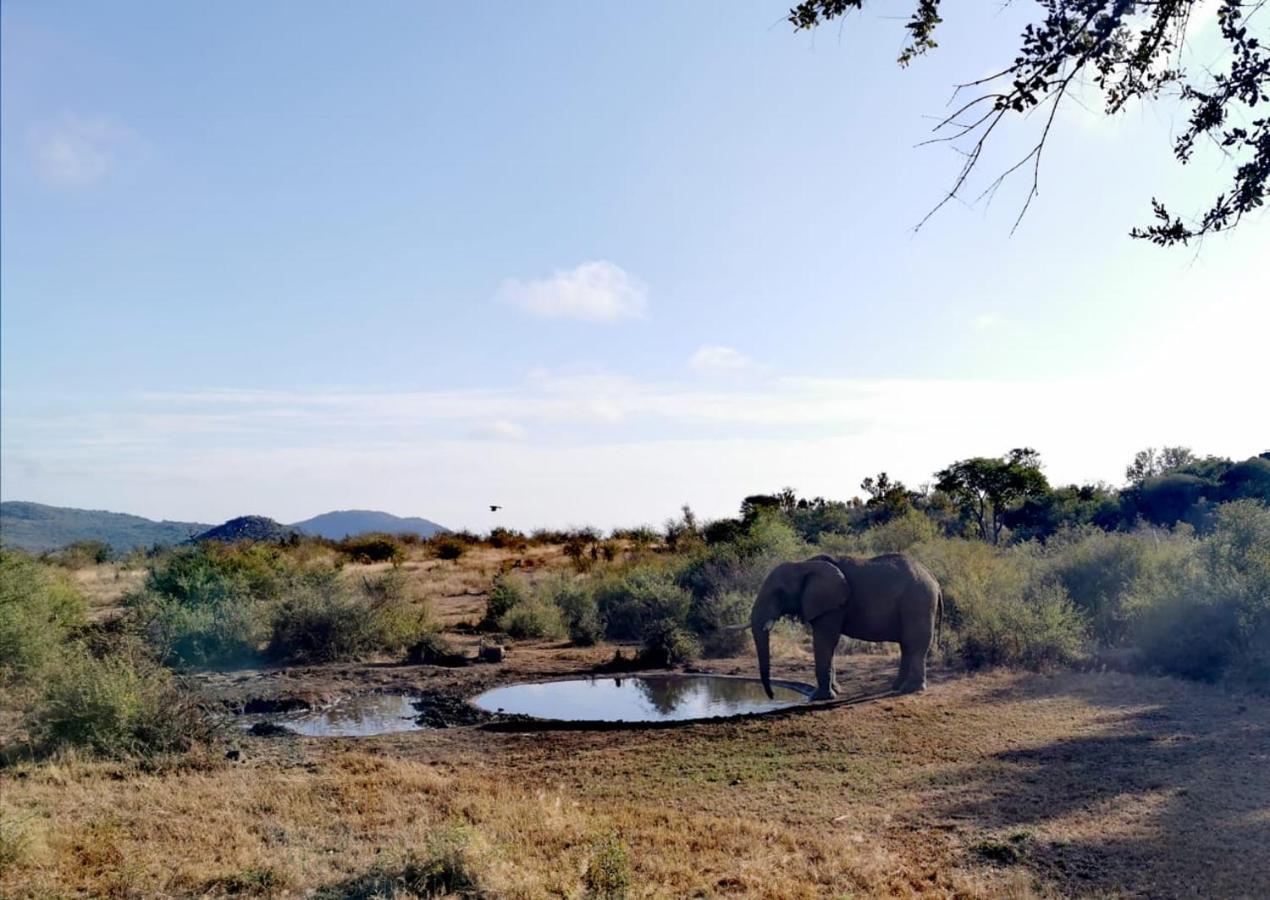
[137,593,264,668]
[957,580,1087,670]
[593,568,691,641]
[638,618,700,667]
[583,834,632,899]
[1043,526,1196,648]
[865,508,939,554]
[482,574,530,630]
[499,597,566,639]
[690,591,751,657]
[46,540,112,568]
[1129,501,1270,684]
[734,515,805,560]
[913,539,1086,669]
[361,570,430,648]
[146,543,292,606]
[267,572,424,663]
[537,574,603,645]
[0,550,86,685]
[25,650,207,757]
[338,533,405,565]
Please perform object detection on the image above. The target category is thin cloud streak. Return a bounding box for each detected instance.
[3,368,1263,529]
[497,261,648,321]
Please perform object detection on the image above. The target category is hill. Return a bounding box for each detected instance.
[290,509,448,540]
[0,501,210,554]
[191,516,299,543]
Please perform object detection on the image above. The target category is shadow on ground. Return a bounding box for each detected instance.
[925,675,1269,896]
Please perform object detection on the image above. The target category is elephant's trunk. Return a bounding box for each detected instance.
[753,622,773,699]
[750,590,779,699]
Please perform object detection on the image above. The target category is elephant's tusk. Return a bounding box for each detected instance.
[763,619,776,632]
[718,623,751,632]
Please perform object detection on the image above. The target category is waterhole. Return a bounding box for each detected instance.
[242,693,426,737]
[470,675,809,723]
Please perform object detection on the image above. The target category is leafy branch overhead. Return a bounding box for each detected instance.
[789,0,1269,244]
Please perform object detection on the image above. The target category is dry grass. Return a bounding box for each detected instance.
[70,564,146,618]
[4,546,1268,898]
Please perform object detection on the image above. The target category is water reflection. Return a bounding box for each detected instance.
[241,693,425,737]
[471,675,806,722]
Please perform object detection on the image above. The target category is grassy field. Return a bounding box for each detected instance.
[2,547,1268,898]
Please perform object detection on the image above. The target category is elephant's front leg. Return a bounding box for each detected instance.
[810,611,845,701]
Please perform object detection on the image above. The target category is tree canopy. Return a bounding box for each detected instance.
[789,1,1268,244]
[935,448,1051,544]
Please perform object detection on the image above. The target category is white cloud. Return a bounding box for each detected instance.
[497,261,647,321]
[27,115,135,187]
[689,345,751,374]
[467,420,526,441]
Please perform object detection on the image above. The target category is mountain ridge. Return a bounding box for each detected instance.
[0,501,210,554]
[289,509,449,540]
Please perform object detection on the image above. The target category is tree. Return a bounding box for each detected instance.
[1125,446,1198,484]
[935,448,1051,544]
[860,472,915,523]
[789,1,1268,244]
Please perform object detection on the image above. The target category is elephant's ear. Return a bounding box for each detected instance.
[799,560,848,622]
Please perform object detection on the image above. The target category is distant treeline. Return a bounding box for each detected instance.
[685,446,1270,549]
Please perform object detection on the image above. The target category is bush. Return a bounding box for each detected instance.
[482,574,530,630]
[593,568,691,641]
[638,618,700,667]
[137,593,264,668]
[1041,525,1188,644]
[146,543,292,606]
[957,579,1088,670]
[1129,500,1270,684]
[865,508,939,554]
[690,591,751,657]
[499,597,566,639]
[914,539,1087,669]
[46,540,112,568]
[338,533,405,565]
[0,551,86,685]
[583,834,632,899]
[431,535,467,561]
[395,827,482,898]
[536,574,603,645]
[488,527,527,550]
[268,572,426,663]
[25,650,207,757]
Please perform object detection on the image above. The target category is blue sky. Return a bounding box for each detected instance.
[2,1,1265,530]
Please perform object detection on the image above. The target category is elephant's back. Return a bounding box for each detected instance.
[865,553,940,591]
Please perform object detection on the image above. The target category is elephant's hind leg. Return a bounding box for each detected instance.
[895,642,928,693]
[891,646,910,691]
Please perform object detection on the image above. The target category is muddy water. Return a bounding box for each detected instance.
[471,675,808,723]
[244,693,426,737]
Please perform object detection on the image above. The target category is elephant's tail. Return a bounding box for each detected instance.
[936,588,944,651]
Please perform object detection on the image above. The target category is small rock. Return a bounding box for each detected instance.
[479,644,506,663]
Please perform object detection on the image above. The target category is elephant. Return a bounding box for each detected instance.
[750,553,943,701]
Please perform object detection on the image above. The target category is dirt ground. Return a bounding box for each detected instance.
[2,552,1268,898]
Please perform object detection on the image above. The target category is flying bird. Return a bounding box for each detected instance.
[489,505,502,512]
